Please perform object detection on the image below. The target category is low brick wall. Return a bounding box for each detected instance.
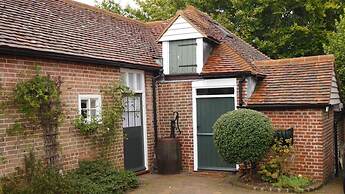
[260,108,334,181]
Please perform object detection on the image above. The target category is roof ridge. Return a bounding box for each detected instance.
[254,55,335,66]
[63,0,145,25]
[145,20,166,25]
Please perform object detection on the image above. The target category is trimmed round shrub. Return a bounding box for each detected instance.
[213,109,274,164]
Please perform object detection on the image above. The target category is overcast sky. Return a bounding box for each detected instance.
[73,0,137,8]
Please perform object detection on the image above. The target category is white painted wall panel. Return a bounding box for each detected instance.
[203,41,213,65]
[196,38,203,73]
[159,16,204,41]
[162,41,170,74]
[246,76,257,99]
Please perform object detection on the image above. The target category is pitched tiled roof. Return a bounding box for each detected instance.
[247,55,336,106]
[0,1,268,74]
[0,0,160,68]
[145,20,171,58]
[202,43,262,76]
[155,6,269,75]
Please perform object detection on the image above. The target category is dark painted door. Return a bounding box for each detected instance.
[197,97,236,170]
[123,94,145,172]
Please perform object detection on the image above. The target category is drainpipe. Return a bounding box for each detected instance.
[238,77,245,107]
[152,69,163,148]
[151,69,163,173]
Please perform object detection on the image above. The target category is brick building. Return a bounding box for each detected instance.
[0,0,342,182]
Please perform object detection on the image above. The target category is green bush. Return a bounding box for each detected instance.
[258,138,293,183]
[1,155,139,194]
[67,160,139,194]
[273,175,312,192]
[213,109,274,165]
[1,152,74,194]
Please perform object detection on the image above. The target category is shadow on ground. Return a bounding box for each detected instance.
[129,173,343,194]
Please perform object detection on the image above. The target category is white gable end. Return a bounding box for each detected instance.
[159,16,204,42]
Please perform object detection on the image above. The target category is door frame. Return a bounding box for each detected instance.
[192,78,238,171]
[120,68,148,171]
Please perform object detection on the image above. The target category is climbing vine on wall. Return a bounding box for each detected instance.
[74,83,133,159]
[7,67,63,166]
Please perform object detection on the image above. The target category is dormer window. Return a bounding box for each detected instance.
[159,15,207,75]
[169,39,197,74]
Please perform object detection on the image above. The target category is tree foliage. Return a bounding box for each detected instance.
[324,11,345,100]
[97,0,344,59]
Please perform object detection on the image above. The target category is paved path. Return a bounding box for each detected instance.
[129,173,343,194]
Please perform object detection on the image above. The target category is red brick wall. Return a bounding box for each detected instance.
[261,108,334,181]
[156,78,245,172]
[0,55,155,175]
[156,78,336,182]
[144,72,155,170]
[157,80,194,171]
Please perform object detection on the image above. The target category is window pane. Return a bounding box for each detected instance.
[128,97,135,111]
[135,112,141,126]
[136,73,142,91]
[120,73,127,85]
[196,88,235,95]
[128,73,135,91]
[123,97,129,111]
[128,112,135,127]
[123,112,128,128]
[135,96,141,111]
[81,109,87,118]
[81,100,87,109]
[90,109,96,118]
[90,99,97,108]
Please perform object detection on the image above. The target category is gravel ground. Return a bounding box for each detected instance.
[128,173,343,194]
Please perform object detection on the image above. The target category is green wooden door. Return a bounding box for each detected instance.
[123,94,145,172]
[197,97,236,170]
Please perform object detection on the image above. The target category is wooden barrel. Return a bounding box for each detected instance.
[156,138,182,174]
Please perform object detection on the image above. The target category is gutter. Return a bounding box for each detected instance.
[201,71,265,79]
[245,103,329,109]
[0,46,161,72]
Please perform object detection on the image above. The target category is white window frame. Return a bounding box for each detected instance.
[121,69,144,93]
[78,94,102,122]
[192,78,239,171]
[120,68,148,170]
